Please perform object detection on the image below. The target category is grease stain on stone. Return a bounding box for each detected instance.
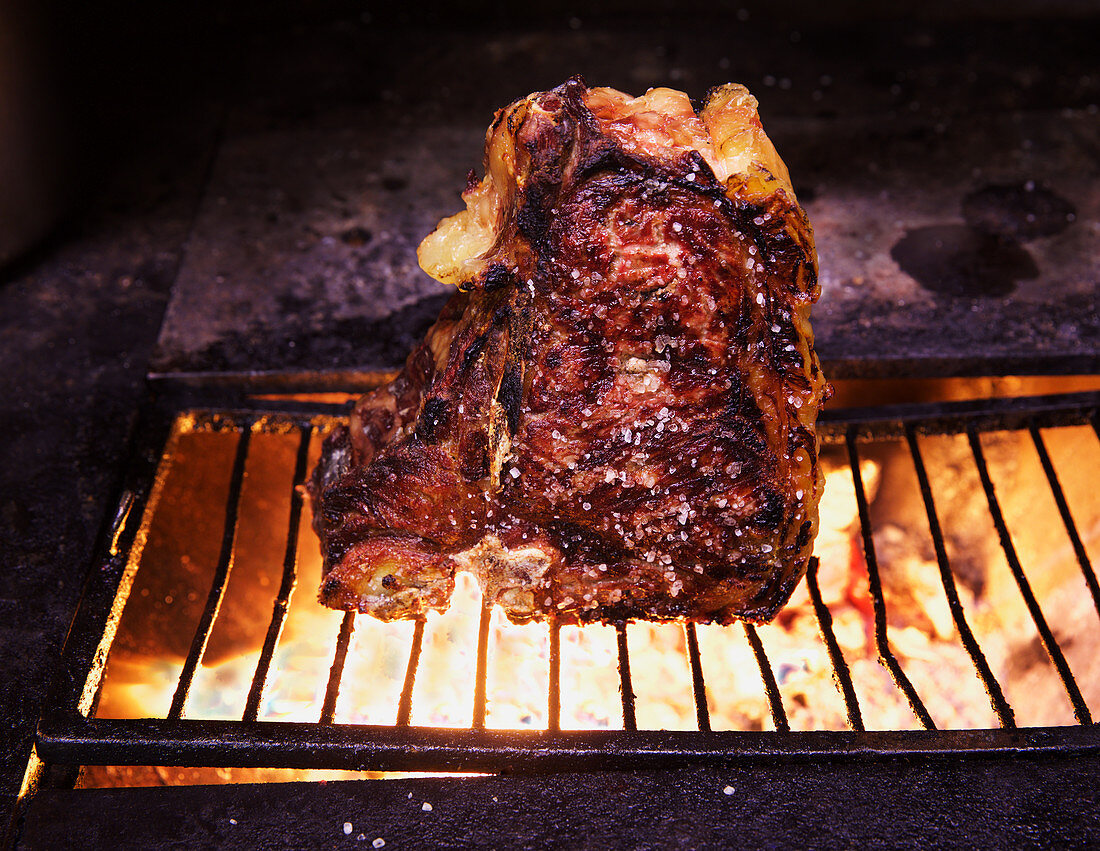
[340,226,373,246]
[962,182,1076,241]
[890,224,1038,298]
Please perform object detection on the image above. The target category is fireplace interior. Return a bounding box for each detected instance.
[2,2,1100,847]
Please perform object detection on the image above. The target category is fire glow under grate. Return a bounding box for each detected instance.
[36,388,1100,777]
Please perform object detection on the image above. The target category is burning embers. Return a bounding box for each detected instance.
[85,394,1100,786]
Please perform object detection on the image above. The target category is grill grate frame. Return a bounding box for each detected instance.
[36,387,1100,773]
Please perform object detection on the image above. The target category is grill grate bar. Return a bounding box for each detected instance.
[1029,425,1100,625]
[742,623,789,733]
[616,623,637,732]
[471,602,492,729]
[548,620,561,732]
[806,557,866,731]
[319,612,355,725]
[684,623,711,732]
[818,388,1100,440]
[906,427,1016,728]
[967,428,1092,725]
[244,424,312,723]
[168,426,252,721]
[395,618,425,727]
[38,714,1100,774]
[847,433,936,730]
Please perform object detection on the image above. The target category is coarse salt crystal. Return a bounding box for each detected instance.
[422,802,433,812]
[373,839,386,848]
[344,823,353,835]
[723,785,735,795]
[672,222,683,232]
[229,819,237,825]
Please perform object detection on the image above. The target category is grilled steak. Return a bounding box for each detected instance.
[308,77,827,625]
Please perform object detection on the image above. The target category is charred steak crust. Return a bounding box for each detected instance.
[308,76,827,625]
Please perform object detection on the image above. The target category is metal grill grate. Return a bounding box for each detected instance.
[36,388,1100,773]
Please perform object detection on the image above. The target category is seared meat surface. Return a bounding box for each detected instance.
[309,77,827,624]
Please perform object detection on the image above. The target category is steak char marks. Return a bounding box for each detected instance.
[309,77,827,625]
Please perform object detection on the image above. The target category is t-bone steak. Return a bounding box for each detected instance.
[308,77,827,625]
